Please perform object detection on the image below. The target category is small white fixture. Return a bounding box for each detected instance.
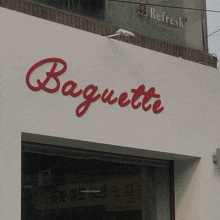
[107,29,135,38]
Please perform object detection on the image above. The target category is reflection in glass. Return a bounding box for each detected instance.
[21,145,172,220]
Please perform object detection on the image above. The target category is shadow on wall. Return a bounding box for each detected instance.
[174,159,201,216]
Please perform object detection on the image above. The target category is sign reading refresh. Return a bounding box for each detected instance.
[138,3,186,28]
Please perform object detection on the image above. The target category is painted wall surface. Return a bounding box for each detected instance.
[1,8,220,220]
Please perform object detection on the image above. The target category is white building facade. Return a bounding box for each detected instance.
[1,6,220,220]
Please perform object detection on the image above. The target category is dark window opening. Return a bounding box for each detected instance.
[30,0,105,20]
[21,142,173,220]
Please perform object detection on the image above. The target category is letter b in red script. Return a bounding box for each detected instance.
[26,58,67,93]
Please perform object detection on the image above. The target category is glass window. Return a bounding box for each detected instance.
[21,142,173,220]
[31,0,105,20]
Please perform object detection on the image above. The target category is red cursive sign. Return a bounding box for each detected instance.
[26,58,164,117]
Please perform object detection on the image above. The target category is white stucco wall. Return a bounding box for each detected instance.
[1,8,220,220]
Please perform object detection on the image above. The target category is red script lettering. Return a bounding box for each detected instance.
[26,58,164,117]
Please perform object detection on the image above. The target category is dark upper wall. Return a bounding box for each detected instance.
[0,0,215,67]
[15,0,208,51]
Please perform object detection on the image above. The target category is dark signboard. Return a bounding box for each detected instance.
[105,0,208,52]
